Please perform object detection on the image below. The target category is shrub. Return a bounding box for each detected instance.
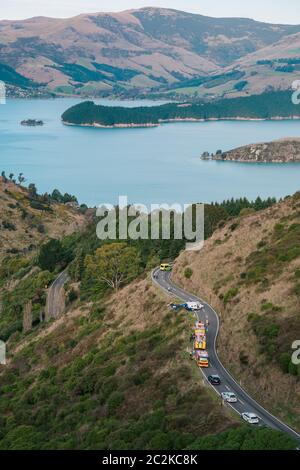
[38,239,67,272]
[239,351,249,366]
[294,269,300,279]
[107,391,124,414]
[68,289,78,303]
[288,361,298,376]
[184,267,193,279]
[293,284,300,296]
[223,287,238,304]
[229,222,239,232]
[279,353,291,374]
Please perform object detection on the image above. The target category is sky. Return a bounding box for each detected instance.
[1,0,300,24]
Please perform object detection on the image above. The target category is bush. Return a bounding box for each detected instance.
[279,353,291,374]
[184,267,193,279]
[107,391,124,414]
[223,287,238,304]
[38,239,67,272]
[294,269,300,279]
[294,284,300,296]
[229,222,239,232]
[288,361,298,376]
[68,289,78,303]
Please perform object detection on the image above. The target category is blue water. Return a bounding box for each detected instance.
[1,98,300,206]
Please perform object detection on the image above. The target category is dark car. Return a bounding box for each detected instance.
[208,375,221,385]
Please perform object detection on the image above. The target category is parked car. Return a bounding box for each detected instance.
[221,392,238,403]
[208,375,221,385]
[241,412,260,424]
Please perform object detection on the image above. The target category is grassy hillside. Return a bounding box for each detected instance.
[0,278,238,449]
[173,193,300,432]
[0,182,296,449]
[0,178,87,256]
[1,7,299,97]
[1,276,296,450]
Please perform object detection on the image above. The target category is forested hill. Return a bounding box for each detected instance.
[61,91,300,127]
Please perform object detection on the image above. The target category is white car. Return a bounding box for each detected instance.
[221,392,238,403]
[241,412,260,424]
[186,302,204,311]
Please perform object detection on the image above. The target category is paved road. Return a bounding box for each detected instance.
[152,267,300,444]
[45,270,69,320]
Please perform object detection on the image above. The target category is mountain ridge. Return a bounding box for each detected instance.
[1,7,300,98]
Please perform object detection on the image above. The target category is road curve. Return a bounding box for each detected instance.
[152,267,300,444]
[45,269,69,320]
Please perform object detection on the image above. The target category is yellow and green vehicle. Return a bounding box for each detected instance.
[160,263,172,271]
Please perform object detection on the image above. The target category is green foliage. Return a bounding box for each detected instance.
[107,392,124,414]
[293,283,300,296]
[186,425,296,450]
[51,189,78,204]
[0,63,38,88]
[83,243,141,297]
[248,313,280,361]
[288,361,298,376]
[279,353,292,374]
[244,219,300,284]
[0,425,43,450]
[68,289,78,303]
[184,267,193,279]
[234,80,248,91]
[37,239,70,272]
[62,91,299,126]
[0,270,54,341]
[223,287,238,305]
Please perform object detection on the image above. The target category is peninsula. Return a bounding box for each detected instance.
[211,139,300,163]
[61,91,300,128]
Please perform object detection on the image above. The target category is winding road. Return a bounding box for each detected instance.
[45,269,69,320]
[152,267,300,444]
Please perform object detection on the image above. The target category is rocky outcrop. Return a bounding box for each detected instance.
[214,139,300,163]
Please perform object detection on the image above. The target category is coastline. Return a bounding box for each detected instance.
[62,115,300,129]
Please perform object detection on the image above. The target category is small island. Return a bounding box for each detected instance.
[205,139,300,163]
[21,119,44,126]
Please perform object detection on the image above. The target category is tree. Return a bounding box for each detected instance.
[28,183,37,199]
[69,247,85,282]
[1,171,7,183]
[18,173,26,185]
[9,173,14,181]
[38,239,65,272]
[51,189,63,202]
[84,243,141,291]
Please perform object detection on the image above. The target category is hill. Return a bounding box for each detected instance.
[0,185,296,449]
[173,193,300,432]
[0,178,87,256]
[0,277,241,449]
[1,7,300,98]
